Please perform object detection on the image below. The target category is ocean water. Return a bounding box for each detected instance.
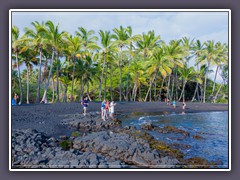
[121,111,229,168]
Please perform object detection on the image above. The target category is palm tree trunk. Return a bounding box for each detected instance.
[197,85,200,101]
[104,64,108,100]
[203,74,207,103]
[63,86,68,103]
[41,48,55,103]
[42,57,48,82]
[16,53,23,104]
[178,81,186,101]
[119,47,123,101]
[99,52,106,100]
[56,57,60,103]
[71,57,76,102]
[139,84,142,101]
[213,83,223,103]
[154,74,157,101]
[167,75,171,101]
[125,59,131,101]
[191,82,199,102]
[212,65,219,94]
[80,77,83,101]
[144,70,158,102]
[110,65,113,101]
[171,73,175,100]
[159,77,165,101]
[51,76,55,103]
[36,47,42,103]
[26,64,30,104]
[175,70,179,100]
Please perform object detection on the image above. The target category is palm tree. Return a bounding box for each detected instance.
[113,26,131,101]
[59,69,71,103]
[98,30,115,100]
[136,30,161,101]
[24,21,46,103]
[41,21,67,103]
[191,40,204,102]
[211,42,228,95]
[75,57,85,101]
[12,26,26,104]
[144,46,173,102]
[65,35,81,101]
[19,47,38,104]
[200,40,218,103]
[75,27,99,52]
[125,26,141,101]
[178,65,202,102]
[164,40,185,101]
[129,58,145,101]
[82,53,98,100]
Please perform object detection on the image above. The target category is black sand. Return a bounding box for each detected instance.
[11,102,228,137]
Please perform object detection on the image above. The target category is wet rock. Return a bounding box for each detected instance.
[192,134,205,140]
[73,131,179,168]
[141,122,154,130]
[61,112,121,132]
[11,129,129,169]
[180,157,212,169]
[154,126,190,137]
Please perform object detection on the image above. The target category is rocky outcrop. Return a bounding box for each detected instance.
[61,112,121,132]
[12,129,128,168]
[73,131,179,168]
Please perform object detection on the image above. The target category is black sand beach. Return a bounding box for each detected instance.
[12,102,228,137]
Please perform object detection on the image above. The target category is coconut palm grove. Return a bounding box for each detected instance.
[11,21,229,105]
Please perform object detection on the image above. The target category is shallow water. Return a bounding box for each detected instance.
[121,111,229,168]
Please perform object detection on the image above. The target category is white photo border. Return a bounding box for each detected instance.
[9,9,231,172]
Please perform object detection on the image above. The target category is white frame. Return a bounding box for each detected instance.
[9,9,231,171]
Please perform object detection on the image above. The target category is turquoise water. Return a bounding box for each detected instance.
[121,111,229,168]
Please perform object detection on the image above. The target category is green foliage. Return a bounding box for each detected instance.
[71,131,80,137]
[59,140,72,150]
[11,22,229,104]
[216,97,228,104]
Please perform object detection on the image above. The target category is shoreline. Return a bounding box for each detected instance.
[11,102,228,138]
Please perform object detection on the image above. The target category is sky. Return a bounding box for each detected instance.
[11,10,229,83]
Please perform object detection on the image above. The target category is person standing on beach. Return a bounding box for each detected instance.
[167,98,170,105]
[182,101,186,110]
[101,100,106,119]
[82,97,89,116]
[172,99,176,108]
[105,100,109,119]
[109,101,116,119]
[14,93,19,104]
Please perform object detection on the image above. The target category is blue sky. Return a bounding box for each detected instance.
[12,11,229,82]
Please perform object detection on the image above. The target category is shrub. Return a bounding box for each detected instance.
[59,140,72,150]
[71,131,80,137]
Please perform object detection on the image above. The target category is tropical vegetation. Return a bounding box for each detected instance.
[11,21,229,104]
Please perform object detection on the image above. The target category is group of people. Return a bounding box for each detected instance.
[101,100,116,121]
[81,97,116,121]
[166,98,186,110]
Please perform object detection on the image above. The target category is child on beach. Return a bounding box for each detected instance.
[172,99,176,108]
[104,100,109,120]
[101,100,106,120]
[182,101,186,110]
[109,101,116,119]
[167,98,170,105]
[12,98,16,105]
[82,97,89,116]
[14,93,19,104]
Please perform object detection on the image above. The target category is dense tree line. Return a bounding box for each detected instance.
[11,21,229,104]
